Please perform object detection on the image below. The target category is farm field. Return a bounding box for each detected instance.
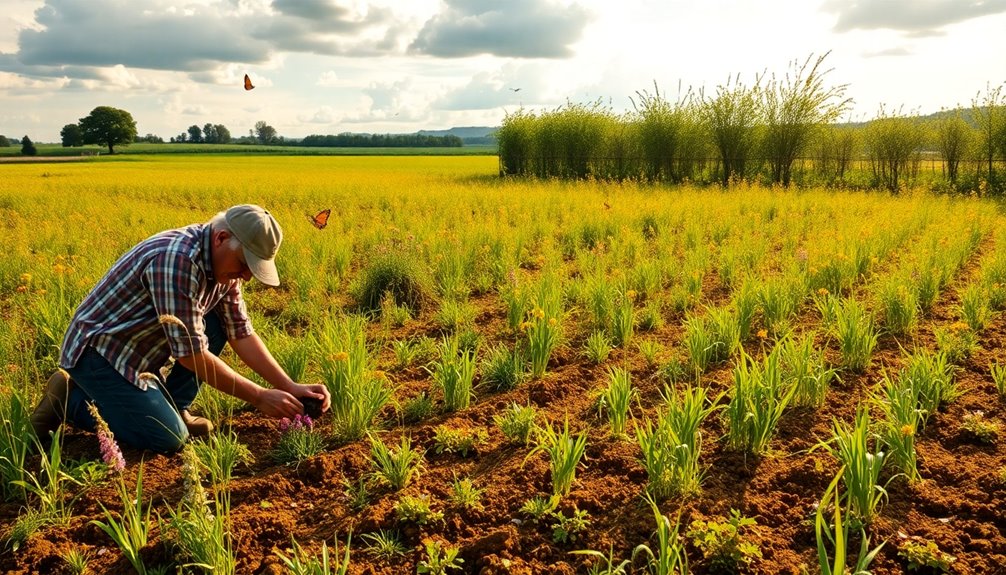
[0,143,497,159]
[2,155,1006,574]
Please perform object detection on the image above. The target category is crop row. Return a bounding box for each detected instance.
[1,157,1004,572]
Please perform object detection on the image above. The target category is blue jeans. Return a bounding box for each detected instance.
[64,312,227,453]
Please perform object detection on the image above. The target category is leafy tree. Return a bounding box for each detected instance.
[198,123,231,144]
[254,121,277,144]
[136,133,164,144]
[934,108,974,186]
[79,106,137,153]
[812,125,858,182]
[496,108,536,176]
[60,123,84,147]
[214,124,231,144]
[864,106,925,193]
[631,83,705,183]
[21,135,37,156]
[703,75,763,186]
[187,125,203,143]
[972,83,1005,183]
[761,52,851,186]
[0,135,10,147]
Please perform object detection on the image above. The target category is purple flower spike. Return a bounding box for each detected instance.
[99,432,126,472]
[86,402,125,473]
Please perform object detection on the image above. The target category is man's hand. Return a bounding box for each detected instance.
[254,388,306,419]
[288,383,331,414]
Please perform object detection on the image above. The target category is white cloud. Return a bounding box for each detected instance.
[298,105,337,124]
[822,0,1006,35]
[0,112,43,131]
[0,0,42,53]
[14,0,268,72]
[1,0,414,81]
[335,79,436,125]
[363,77,412,112]
[410,0,592,58]
[96,65,144,90]
[316,70,339,87]
[862,46,914,58]
[435,62,553,110]
[0,70,64,92]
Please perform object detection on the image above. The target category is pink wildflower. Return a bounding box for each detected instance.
[279,414,314,435]
[99,433,126,473]
[86,403,125,473]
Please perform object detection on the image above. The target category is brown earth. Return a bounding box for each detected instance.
[3,250,1006,575]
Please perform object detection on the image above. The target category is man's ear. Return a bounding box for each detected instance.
[211,229,231,247]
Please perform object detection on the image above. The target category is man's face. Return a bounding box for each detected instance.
[211,230,253,284]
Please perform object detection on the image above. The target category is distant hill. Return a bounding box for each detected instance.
[419,126,497,146]
[916,107,987,127]
[836,106,991,129]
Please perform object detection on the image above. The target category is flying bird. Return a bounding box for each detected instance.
[509,87,521,92]
[244,74,255,91]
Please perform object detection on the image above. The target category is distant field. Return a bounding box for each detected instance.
[0,142,498,157]
[2,155,1005,574]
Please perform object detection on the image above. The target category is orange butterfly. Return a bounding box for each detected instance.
[307,209,331,230]
[244,74,254,91]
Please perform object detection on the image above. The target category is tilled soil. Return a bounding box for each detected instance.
[4,272,1006,575]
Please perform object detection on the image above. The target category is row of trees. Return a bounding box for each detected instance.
[167,123,467,147]
[298,133,462,147]
[171,121,280,144]
[172,123,233,144]
[497,54,1006,193]
[55,110,278,150]
[48,110,466,151]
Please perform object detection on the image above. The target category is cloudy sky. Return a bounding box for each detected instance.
[2,0,1005,142]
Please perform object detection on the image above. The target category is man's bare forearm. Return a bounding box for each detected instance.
[228,332,295,391]
[176,351,263,407]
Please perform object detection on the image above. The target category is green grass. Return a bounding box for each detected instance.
[0,143,497,157]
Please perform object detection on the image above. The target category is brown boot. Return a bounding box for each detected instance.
[181,410,213,437]
[30,370,73,442]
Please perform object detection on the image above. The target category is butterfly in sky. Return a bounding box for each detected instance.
[244,74,255,91]
[307,209,331,230]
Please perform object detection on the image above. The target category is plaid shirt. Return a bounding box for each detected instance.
[59,223,254,389]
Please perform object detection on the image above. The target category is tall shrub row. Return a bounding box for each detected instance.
[497,56,1006,193]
